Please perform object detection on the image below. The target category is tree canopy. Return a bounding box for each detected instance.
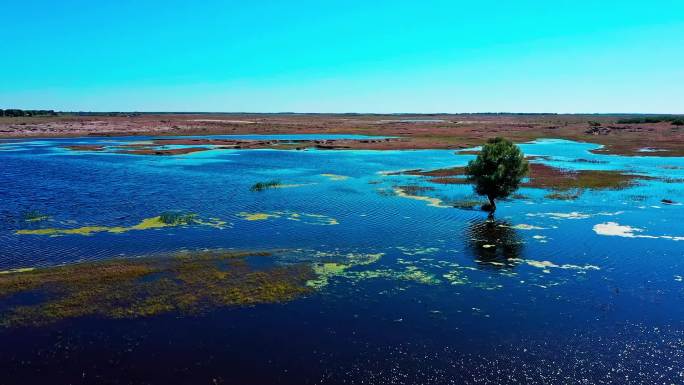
[465,137,528,212]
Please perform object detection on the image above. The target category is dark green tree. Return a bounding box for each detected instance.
[465,137,529,213]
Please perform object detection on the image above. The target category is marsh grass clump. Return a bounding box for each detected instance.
[525,163,646,191]
[523,163,651,200]
[158,211,198,225]
[566,170,641,189]
[0,250,315,327]
[250,180,282,192]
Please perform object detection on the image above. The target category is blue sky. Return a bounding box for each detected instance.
[2,0,683,113]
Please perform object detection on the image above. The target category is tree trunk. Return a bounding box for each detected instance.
[487,196,496,213]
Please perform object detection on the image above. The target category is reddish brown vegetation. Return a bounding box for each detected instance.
[3,113,682,156]
[523,163,651,190]
[397,167,469,185]
[403,162,653,190]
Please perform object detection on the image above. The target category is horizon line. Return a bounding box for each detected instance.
[3,110,684,116]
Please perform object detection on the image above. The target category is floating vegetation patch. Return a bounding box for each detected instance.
[442,269,471,285]
[307,252,385,289]
[238,212,281,221]
[320,173,349,181]
[321,267,440,287]
[393,187,449,208]
[396,246,440,256]
[593,222,684,241]
[15,213,226,237]
[307,251,441,289]
[532,235,548,243]
[250,180,282,192]
[505,224,551,230]
[237,211,339,225]
[0,250,315,327]
[511,259,600,274]
[526,211,623,220]
[400,266,441,284]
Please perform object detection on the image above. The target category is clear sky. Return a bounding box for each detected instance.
[2,0,683,113]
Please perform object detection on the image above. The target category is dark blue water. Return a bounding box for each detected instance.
[1,136,683,384]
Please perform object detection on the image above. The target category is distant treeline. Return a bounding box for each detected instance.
[73,112,141,117]
[0,109,58,117]
[0,110,138,117]
[617,116,684,125]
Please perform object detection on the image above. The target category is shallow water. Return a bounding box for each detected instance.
[1,136,683,384]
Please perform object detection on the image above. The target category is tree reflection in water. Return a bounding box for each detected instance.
[466,218,524,269]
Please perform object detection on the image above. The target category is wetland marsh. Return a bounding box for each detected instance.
[1,135,683,384]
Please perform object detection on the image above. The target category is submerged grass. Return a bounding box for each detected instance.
[0,250,315,327]
[451,199,484,210]
[545,189,583,200]
[21,210,49,223]
[396,185,435,195]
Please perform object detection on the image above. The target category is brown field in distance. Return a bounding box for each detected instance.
[1,113,682,156]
